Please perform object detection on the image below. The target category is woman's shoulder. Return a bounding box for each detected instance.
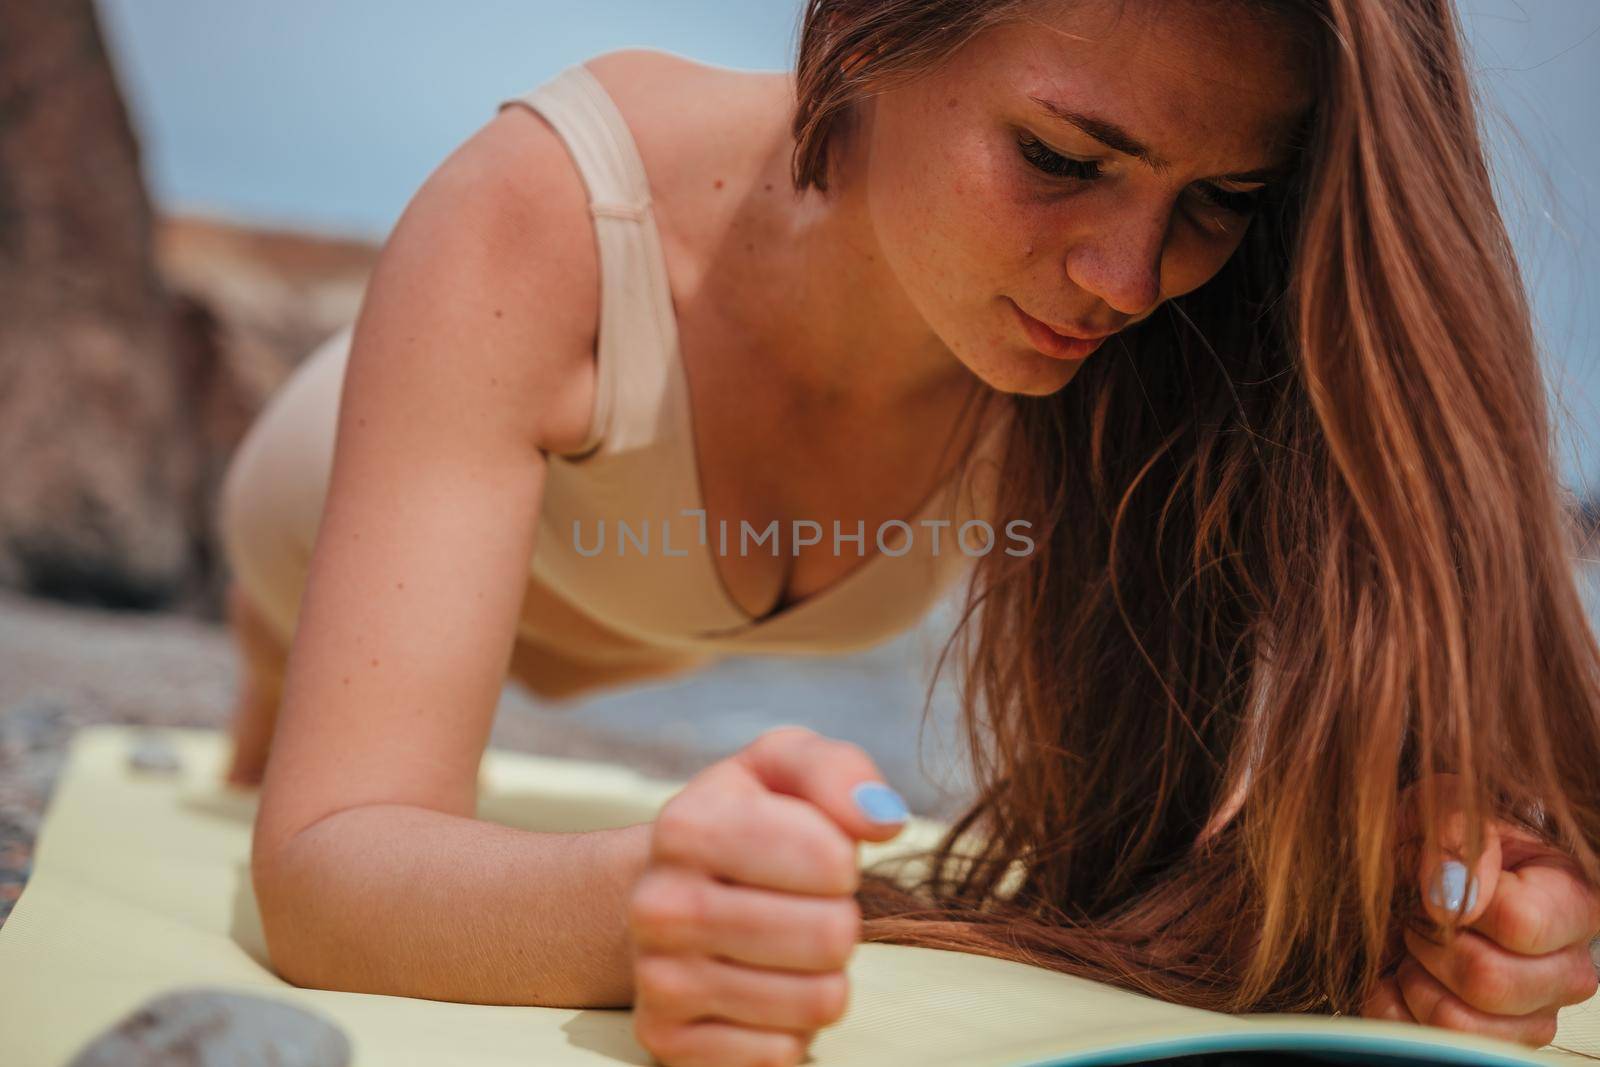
[362,60,643,457]
[367,50,788,457]
[578,49,796,255]
[578,47,792,165]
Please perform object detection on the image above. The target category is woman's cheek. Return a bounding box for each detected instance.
[940,146,1038,273]
[903,162,1003,293]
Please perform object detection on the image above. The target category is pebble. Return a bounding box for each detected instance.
[66,987,352,1067]
[127,733,183,775]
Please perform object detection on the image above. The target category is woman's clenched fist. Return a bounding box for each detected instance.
[627,725,911,1067]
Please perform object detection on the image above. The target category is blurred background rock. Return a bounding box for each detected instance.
[0,0,1596,922]
[0,0,376,617]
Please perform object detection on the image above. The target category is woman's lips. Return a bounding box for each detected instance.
[1009,299,1109,361]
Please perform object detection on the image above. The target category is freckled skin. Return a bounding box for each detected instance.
[854,0,1311,397]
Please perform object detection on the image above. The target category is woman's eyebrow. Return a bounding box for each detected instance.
[1028,94,1295,184]
[1029,94,1173,172]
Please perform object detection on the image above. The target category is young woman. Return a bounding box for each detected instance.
[220,1,1600,1065]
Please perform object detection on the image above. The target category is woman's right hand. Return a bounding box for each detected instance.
[627,725,912,1067]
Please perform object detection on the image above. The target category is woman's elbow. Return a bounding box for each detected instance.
[249,828,344,990]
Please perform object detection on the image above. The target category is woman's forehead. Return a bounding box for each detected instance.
[996,0,1315,102]
[962,4,1315,176]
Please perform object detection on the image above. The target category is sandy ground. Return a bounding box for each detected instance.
[0,586,975,928]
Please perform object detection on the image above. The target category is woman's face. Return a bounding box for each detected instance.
[858,0,1314,395]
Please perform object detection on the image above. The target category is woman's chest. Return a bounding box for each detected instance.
[674,316,977,620]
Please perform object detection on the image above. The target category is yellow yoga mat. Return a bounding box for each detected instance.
[3,724,1599,1066]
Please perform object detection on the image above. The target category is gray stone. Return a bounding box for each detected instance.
[126,732,183,775]
[66,987,351,1067]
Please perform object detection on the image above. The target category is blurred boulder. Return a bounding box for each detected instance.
[0,0,197,609]
[0,0,377,618]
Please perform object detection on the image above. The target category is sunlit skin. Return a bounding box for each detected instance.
[756,1,1312,409]
[680,0,1598,1053]
[225,0,1599,1060]
[1360,778,1600,1047]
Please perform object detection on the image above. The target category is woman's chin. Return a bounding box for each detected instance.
[969,348,1086,397]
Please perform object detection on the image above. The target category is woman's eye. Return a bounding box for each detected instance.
[1191,183,1265,218]
[1016,129,1268,230]
[1017,134,1102,182]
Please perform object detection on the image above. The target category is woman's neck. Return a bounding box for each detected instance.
[727,80,982,418]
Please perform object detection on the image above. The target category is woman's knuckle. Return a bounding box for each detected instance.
[626,878,665,937]
[1498,898,1548,953]
[630,875,707,946]
[649,812,694,863]
[634,955,697,1010]
[630,1014,680,1058]
[652,802,703,857]
[805,832,857,892]
[643,1021,706,1065]
[753,725,815,756]
[1457,947,1511,1011]
[742,1036,806,1067]
[1567,948,1600,1004]
[750,1033,807,1067]
[656,799,734,868]
[829,738,872,765]
[819,901,862,964]
[1427,992,1475,1032]
[803,972,851,1027]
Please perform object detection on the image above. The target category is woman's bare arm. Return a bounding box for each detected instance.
[249,82,648,1008]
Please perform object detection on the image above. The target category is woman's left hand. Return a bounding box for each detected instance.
[1361,805,1600,1048]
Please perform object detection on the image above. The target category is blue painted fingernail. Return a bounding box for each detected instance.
[852,781,908,824]
[1430,860,1474,913]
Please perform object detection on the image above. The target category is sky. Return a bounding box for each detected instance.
[94,0,1600,496]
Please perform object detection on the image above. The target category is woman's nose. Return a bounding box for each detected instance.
[1063,213,1167,317]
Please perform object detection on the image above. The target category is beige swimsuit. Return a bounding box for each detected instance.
[218,62,1012,670]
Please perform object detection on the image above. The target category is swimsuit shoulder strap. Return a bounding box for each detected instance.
[497,62,684,458]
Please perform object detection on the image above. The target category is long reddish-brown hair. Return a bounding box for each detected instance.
[792,0,1600,1015]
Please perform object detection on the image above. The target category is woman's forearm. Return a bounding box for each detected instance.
[254,804,654,1008]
